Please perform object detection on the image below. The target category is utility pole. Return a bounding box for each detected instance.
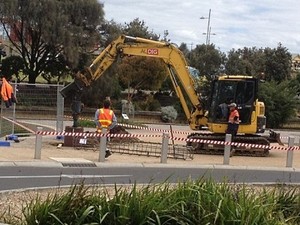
[205,9,211,46]
[189,43,193,51]
[200,9,216,46]
[163,30,169,42]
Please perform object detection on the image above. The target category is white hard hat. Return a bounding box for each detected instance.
[228,103,237,108]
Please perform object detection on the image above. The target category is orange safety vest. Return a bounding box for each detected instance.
[1,78,13,101]
[228,109,239,124]
[98,108,113,128]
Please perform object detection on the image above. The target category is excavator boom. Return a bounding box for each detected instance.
[61,35,207,129]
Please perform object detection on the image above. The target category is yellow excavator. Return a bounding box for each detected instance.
[60,35,278,156]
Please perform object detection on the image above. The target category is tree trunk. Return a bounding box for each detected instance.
[28,73,37,84]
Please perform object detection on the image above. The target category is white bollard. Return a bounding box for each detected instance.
[98,128,107,162]
[34,127,43,159]
[223,134,232,165]
[286,136,295,168]
[161,133,169,163]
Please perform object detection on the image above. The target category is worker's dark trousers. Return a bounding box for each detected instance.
[226,123,239,137]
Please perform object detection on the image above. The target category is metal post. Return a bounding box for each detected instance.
[286,136,295,168]
[0,100,3,136]
[34,127,43,159]
[56,84,64,132]
[161,133,169,163]
[12,80,17,134]
[98,128,107,162]
[223,134,232,165]
[206,9,211,46]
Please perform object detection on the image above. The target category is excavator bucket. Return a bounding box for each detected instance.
[268,129,284,145]
[60,80,84,98]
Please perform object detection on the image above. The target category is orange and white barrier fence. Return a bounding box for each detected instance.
[2,116,299,167]
[34,128,299,167]
[35,129,300,152]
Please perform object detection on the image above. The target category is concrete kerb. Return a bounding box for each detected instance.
[1,160,300,175]
[0,161,63,167]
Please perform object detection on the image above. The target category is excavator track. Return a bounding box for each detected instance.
[186,133,270,157]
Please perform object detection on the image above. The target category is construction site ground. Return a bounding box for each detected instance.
[0,121,300,169]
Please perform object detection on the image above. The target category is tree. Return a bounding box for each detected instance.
[117,56,166,101]
[108,18,166,102]
[1,55,25,81]
[225,44,292,82]
[122,18,159,40]
[264,43,292,82]
[225,47,265,76]
[0,0,104,83]
[258,80,298,128]
[294,73,300,94]
[187,44,225,109]
[79,19,124,107]
[179,42,190,63]
[81,67,122,108]
[189,44,225,78]
[99,20,123,46]
[41,54,71,84]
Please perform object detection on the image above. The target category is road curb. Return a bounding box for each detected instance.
[0,161,63,167]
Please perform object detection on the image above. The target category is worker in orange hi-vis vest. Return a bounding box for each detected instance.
[226,102,240,136]
[94,98,117,158]
[226,102,240,157]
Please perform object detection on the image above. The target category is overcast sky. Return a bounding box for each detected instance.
[102,0,300,54]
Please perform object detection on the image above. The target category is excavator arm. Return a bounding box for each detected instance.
[60,35,207,128]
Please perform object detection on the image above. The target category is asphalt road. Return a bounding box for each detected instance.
[0,164,299,192]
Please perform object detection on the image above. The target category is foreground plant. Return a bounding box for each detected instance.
[2,180,300,225]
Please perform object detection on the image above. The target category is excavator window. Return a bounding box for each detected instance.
[209,79,256,124]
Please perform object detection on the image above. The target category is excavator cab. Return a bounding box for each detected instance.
[207,75,266,134]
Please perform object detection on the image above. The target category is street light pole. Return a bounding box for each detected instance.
[205,9,211,46]
[200,9,215,46]
[203,27,216,45]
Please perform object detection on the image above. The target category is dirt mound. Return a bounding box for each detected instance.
[110,125,139,142]
[110,125,127,134]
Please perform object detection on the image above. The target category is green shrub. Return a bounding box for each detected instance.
[161,106,178,123]
[258,80,298,128]
[4,180,300,224]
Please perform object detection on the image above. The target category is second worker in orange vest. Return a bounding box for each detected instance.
[94,99,117,158]
[95,99,117,131]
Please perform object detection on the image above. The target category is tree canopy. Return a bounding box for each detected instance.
[117,56,167,101]
[115,18,166,102]
[259,80,298,128]
[0,0,104,83]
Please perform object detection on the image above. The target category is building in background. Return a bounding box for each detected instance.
[292,54,300,72]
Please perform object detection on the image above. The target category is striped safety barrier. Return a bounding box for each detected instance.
[35,130,300,152]
[3,115,299,152]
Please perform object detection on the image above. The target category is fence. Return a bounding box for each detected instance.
[0,82,64,137]
[32,126,300,167]
[34,127,193,163]
[72,134,192,160]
